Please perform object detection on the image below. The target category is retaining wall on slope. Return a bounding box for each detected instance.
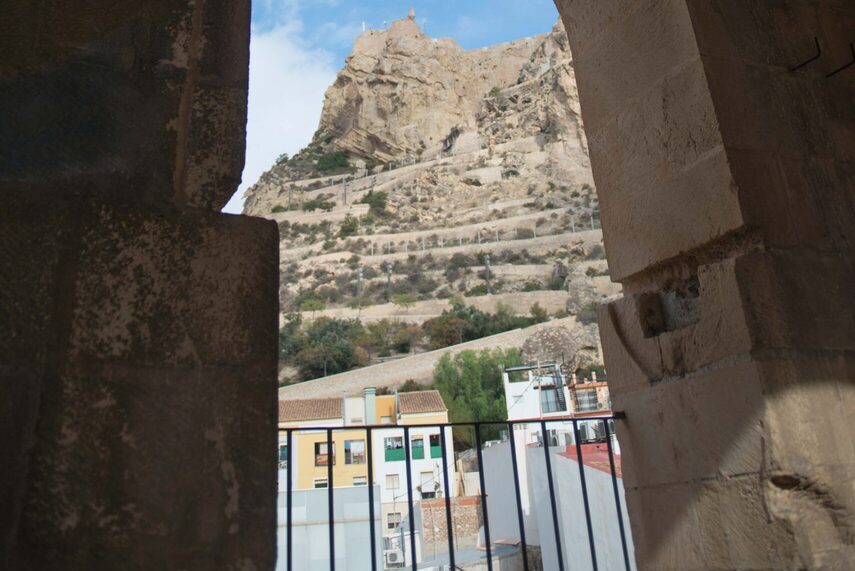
[278,316,581,399]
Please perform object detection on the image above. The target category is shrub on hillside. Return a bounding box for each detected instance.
[316,151,349,172]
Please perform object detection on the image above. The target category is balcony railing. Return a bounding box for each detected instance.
[279,416,631,571]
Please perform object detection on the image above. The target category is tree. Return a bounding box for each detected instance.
[347,296,373,316]
[432,348,521,447]
[299,298,326,318]
[393,293,417,314]
[294,317,364,379]
[339,214,359,238]
[530,302,548,323]
[359,190,388,215]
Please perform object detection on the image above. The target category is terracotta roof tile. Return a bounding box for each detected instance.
[398,390,447,414]
[279,397,342,422]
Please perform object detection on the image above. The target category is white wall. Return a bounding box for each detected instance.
[276,485,383,571]
[526,446,636,571]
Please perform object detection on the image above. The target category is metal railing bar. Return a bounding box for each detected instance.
[573,420,598,571]
[508,426,530,571]
[327,428,336,571]
[403,426,418,571]
[603,420,631,571]
[540,421,566,571]
[440,425,457,570]
[286,429,293,571]
[366,427,378,571]
[277,416,621,432]
[474,426,494,571]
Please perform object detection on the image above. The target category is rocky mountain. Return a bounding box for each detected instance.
[243,14,621,385]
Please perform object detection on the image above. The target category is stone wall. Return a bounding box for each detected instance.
[0,1,278,569]
[421,496,483,546]
[555,0,855,569]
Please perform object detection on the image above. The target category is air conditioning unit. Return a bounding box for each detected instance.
[384,549,405,568]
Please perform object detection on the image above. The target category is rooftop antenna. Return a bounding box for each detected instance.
[408,8,416,20]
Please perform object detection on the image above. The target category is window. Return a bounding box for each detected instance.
[278,444,288,469]
[540,387,565,413]
[384,436,404,461]
[386,474,400,489]
[429,434,442,458]
[420,471,436,499]
[313,478,328,489]
[345,440,365,465]
[411,436,425,460]
[353,476,367,486]
[315,442,335,466]
[387,512,402,530]
[576,390,599,412]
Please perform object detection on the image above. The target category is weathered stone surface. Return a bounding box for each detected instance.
[0,0,250,211]
[558,0,855,569]
[1,204,279,570]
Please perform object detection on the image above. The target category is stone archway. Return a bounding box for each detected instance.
[1,1,853,570]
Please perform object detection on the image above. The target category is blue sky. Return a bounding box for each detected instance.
[224,0,559,213]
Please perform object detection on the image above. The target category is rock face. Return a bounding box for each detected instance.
[317,18,540,162]
[243,16,621,384]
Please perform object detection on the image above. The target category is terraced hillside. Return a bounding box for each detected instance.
[244,15,621,387]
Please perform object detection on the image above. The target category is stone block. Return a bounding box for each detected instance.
[694,476,799,569]
[1,203,278,569]
[735,251,855,353]
[617,360,765,490]
[0,0,251,211]
[623,482,705,570]
[558,0,700,130]
[586,62,743,281]
[597,295,663,396]
[13,365,276,570]
[67,205,279,368]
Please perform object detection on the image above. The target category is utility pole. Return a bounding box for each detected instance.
[288,185,293,210]
[571,218,576,233]
[477,229,481,244]
[591,214,595,230]
[495,230,499,243]
[421,237,426,251]
[356,266,364,298]
[343,181,348,205]
[385,263,393,303]
[485,254,492,295]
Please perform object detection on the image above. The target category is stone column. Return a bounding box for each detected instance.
[555,1,854,569]
[0,1,278,569]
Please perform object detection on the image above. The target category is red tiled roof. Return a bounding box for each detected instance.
[559,443,622,478]
[278,397,342,422]
[398,390,447,414]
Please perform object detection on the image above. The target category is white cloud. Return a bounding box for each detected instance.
[222,16,338,214]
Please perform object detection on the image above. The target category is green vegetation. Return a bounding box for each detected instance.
[530,302,548,323]
[278,315,365,380]
[393,293,418,313]
[359,190,388,215]
[339,214,359,238]
[302,198,335,212]
[433,348,521,446]
[299,298,326,315]
[422,302,536,350]
[272,205,287,213]
[488,86,502,98]
[316,151,350,172]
